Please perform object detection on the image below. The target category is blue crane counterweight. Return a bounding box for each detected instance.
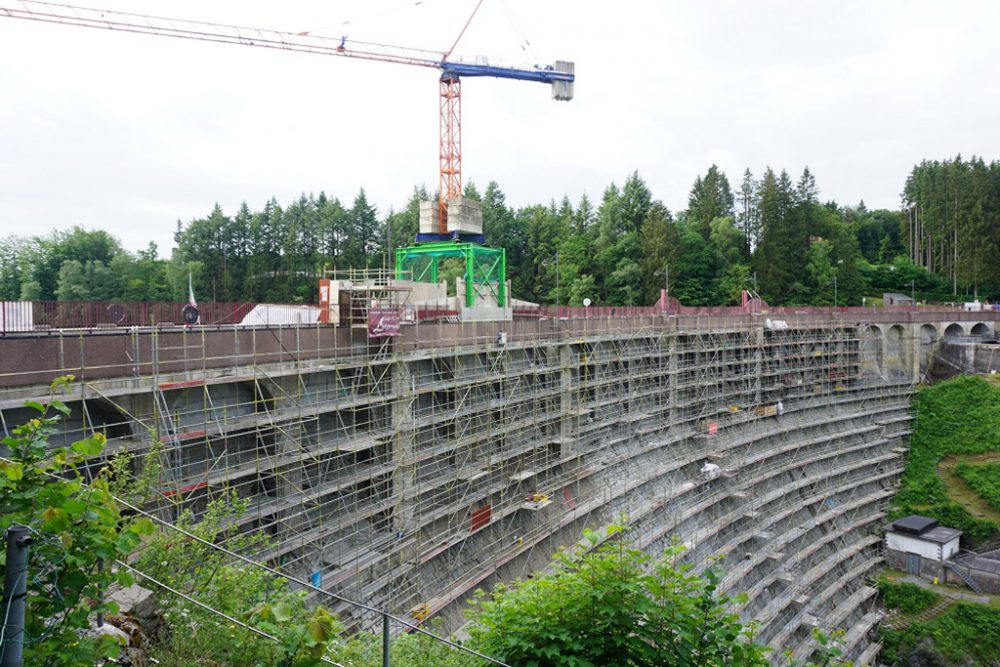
[440,60,574,97]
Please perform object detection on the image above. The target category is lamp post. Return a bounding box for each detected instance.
[660,263,670,310]
[555,250,560,317]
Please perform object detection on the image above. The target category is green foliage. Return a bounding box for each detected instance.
[329,620,485,667]
[689,164,735,240]
[673,223,717,305]
[0,376,154,666]
[903,155,1000,295]
[954,461,1000,511]
[877,579,939,615]
[753,168,800,303]
[134,492,342,667]
[891,375,1000,543]
[784,628,853,667]
[465,526,769,667]
[881,602,1000,666]
[9,158,996,307]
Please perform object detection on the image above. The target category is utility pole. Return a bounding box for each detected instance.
[555,251,560,316]
[2,524,31,667]
[832,276,838,308]
[909,279,915,304]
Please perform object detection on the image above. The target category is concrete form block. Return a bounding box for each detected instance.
[445,196,483,235]
[419,200,440,234]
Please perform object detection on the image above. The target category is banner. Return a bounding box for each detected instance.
[367,307,401,337]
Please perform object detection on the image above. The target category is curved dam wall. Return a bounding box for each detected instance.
[0,309,995,663]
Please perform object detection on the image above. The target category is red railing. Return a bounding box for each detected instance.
[511,303,973,320]
[0,300,256,333]
[1,298,981,333]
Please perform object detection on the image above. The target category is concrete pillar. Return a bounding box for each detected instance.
[391,359,416,538]
[751,316,763,406]
[559,341,576,457]
[667,325,678,416]
[272,375,306,533]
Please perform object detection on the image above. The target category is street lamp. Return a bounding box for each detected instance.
[658,263,670,311]
[555,250,560,316]
[832,259,842,308]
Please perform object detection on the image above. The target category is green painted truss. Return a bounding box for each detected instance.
[395,242,506,308]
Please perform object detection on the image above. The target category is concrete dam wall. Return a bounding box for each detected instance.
[0,309,995,663]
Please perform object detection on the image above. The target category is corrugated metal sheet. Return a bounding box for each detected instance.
[237,304,321,327]
[0,301,33,332]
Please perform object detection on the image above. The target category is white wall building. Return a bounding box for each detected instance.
[885,515,961,579]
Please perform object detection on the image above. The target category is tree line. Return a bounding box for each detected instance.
[2,158,994,307]
[903,155,1000,297]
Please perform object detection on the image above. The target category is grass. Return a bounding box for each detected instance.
[954,461,1000,512]
[891,375,1000,544]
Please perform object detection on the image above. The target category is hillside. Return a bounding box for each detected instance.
[881,375,1000,666]
[891,375,1000,544]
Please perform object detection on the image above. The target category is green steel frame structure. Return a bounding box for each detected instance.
[395,242,506,308]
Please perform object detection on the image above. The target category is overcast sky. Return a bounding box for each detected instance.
[1,0,998,253]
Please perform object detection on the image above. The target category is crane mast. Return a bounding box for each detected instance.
[0,0,575,234]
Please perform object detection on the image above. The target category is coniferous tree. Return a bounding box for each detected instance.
[640,202,678,305]
[688,164,735,241]
[736,168,758,259]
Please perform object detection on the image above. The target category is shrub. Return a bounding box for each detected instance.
[465,527,770,667]
[878,579,939,615]
[0,377,154,666]
[881,602,1000,665]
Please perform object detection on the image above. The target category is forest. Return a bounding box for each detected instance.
[1,156,997,308]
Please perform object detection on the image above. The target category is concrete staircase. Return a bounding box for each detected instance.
[884,596,955,630]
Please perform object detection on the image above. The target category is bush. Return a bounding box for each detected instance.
[878,579,939,615]
[465,527,770,667]
[0,377,154,666]
[881,602,1000,665]
[134,493,341,667]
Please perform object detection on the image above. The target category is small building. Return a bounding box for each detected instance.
[885,515,961,581]
[883,292,914,307]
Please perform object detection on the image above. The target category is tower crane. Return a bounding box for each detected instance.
[0,0,575,236]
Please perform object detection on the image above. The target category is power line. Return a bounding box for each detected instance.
[0,454,509,666]
[111,494,510,666]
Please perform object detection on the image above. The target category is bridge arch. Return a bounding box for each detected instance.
[944,323,965,339]
[861,325,884,379]
[919,324,939,375]
[885,324,910,380]
[971,322,990,336]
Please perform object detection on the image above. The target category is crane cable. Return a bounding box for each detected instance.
[500,0,537,63]
[443,0,484,62]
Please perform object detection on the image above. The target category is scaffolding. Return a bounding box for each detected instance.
[0,309,922,656]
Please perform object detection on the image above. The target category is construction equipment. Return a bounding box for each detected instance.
[0,0,575,234]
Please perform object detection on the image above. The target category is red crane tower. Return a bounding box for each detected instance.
[0,0,575,235]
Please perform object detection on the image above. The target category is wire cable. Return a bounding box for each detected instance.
[115,560,347,667]
[112,494,510,665]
